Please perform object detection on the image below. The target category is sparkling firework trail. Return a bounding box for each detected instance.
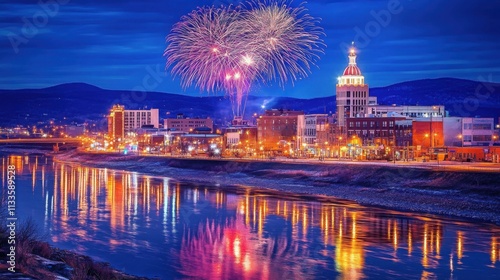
[165,1,324,120]
[242,0,324,86]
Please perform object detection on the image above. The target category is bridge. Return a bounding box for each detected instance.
[0,138,81,144]
[0,138,82,151]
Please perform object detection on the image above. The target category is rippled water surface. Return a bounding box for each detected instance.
[3,155,500,279]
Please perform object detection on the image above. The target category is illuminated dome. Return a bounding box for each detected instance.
[343,64,362,76]
[337,45,365,86]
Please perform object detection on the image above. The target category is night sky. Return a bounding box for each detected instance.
[1,0,500,98]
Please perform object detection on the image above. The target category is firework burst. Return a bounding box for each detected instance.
[165,1,324,120]
[241,0,324,86]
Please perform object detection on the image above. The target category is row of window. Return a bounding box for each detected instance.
[349,121,395,128]
[463,123,492,130]
[339,77,364,85]
[369,111,443,117]
[167,124,205,128]
[125,119,151,124]
[167,121,209,124]
[262,119,294,124]
[261,126,295,131]
[125,116,151,119]
[304,128,316,136]
[125,118,151,121]
[346,91,367,98]
[304,138,316,144]
[349,130,412,137]
[474,135,492,141]
[125,112,150,117]
[346,100,367,106]
[346,106,364,115]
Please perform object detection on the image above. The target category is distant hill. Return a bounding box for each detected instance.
[370,78,500,119]
[0,78,499,127]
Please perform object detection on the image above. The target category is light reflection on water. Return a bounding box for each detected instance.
[3,155,500,279]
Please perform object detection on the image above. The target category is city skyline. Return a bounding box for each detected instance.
[1,0,500,98]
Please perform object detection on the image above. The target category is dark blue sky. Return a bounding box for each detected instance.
[1,0,500,98]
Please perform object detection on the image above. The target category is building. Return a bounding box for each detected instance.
[179,130,223,156]
[257,109,304,153]
[302,114,328,144]
[447,146,500,162]
[412,119,444,149]
[108,105,125,141]
[346,115,411,147]
[223,126,258,152]
[124,108,159,133]
[297,114,336,156]
[366,105,446,119]
[164,114,214,133]
[336,46,369,129]
[443,117,494,147]
[65,125,85,137]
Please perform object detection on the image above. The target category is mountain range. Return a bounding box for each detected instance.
[0,77,499,127]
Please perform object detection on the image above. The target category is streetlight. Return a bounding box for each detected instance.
[324,141,329,159]
[351,135,358,160]
[337,136,343,159]
[458,134,463,147]
[424,133,429,161]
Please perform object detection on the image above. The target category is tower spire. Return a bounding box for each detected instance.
[349,42,357,65]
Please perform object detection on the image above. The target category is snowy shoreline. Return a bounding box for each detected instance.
[52,151,500,225]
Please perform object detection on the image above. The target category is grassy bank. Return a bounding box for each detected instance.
[0,203,150,279]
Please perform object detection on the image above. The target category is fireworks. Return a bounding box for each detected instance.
[165,0,324,120]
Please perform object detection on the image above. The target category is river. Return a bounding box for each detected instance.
[2,154,499,279]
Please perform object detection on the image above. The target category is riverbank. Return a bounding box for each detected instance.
[0,149,154,280]
[54,150,500,225]
[0,215,152,280]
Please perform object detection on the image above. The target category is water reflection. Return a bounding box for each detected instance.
[3,154,500,279]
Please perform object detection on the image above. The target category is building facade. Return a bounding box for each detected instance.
[443,117,494,147]
[65,125,85,137]
[447,146,500,163]
[366,105,446,119]
[257,109,304,152]
[303,114,328,145]
[164,114,214,133]
[124,108,159,133]
[223,126,258,152]
[412,119,444,149]
[108,105,125,141]
[346,116,411,147]
[336,46,369,129]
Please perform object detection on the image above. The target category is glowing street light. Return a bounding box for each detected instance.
[458,134,463,147]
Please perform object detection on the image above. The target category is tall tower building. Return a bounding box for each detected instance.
[108,105,125,141]
[336,45,369,130]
